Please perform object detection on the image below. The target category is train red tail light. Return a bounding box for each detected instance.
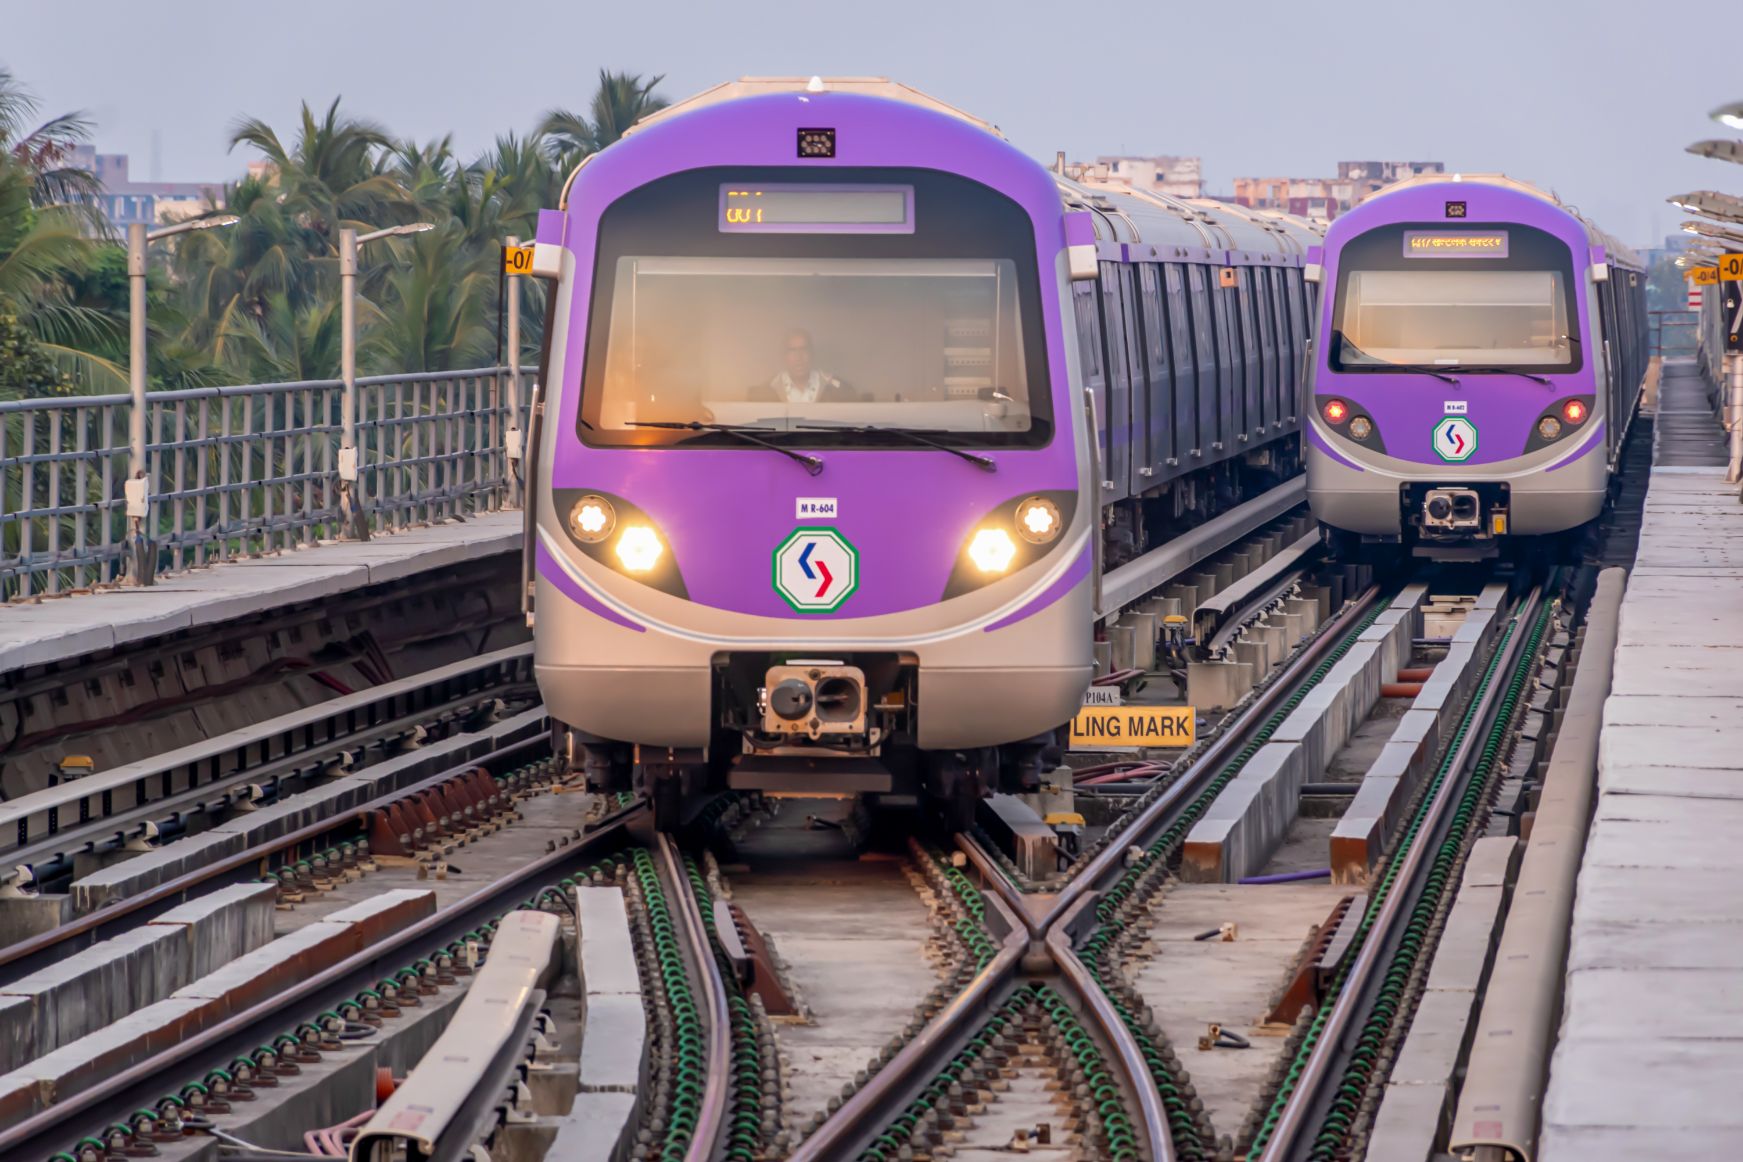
[1562,399,1587,425]
[1322,399,1349,425]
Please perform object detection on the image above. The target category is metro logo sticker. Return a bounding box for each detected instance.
[1432,416,1478,462]
[773,528,860,613]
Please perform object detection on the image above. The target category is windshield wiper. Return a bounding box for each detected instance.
[1378,364,1461,384]
[626,421,824,475]
[795,424,997,471]
[1459,367,1553,386]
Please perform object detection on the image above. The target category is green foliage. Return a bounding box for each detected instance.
[0,66,671,392]
[0,311,70,398]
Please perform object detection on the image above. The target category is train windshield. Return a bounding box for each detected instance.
[1329,223,1581,374]
[578,168,1052,449]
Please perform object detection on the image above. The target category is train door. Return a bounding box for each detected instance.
[1254,267,1280,435]
[1237,270,1262,442]
[1163,264,1198,468]
[1071,280,1114,501]
[1186,265,1219,460]
[1137,264,1174,482]
[1098,262,1134,504]
[1596,276,1622,462]
[1209,269,1240,449]
[1286,269,1309,428]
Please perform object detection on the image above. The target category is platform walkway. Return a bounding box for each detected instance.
[0,512,520,680]
[1541,361,1743,1159]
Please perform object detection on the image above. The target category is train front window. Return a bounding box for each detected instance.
[578,167,1052,449]
[1329,223,1581,375]
[589,256,1032,435]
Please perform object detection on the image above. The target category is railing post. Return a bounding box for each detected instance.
[337,227,370,540]
[504,234,524,509]
[125,222,155,585]
[1728,353,1743,485]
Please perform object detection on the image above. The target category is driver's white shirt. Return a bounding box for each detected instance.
[771,370,828,403]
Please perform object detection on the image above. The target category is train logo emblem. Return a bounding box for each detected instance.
[1431,417,1478,462]
[774,528,859,612]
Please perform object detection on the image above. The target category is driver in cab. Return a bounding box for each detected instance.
[769,329,851,403]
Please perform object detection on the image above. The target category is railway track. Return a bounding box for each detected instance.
[1,480,1594,1162]
[1,645,538,899]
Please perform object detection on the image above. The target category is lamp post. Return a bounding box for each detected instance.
[1669,191,1743,224]
[337,222,433,540]
[505,234,523,507]
[126,214,238,585]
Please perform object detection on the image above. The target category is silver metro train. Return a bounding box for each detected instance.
[522,77,1320,827]
[1304,174,1647,559]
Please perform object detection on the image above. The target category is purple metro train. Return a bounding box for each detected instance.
[522,78,1319,827]
[1305,174,1647,559]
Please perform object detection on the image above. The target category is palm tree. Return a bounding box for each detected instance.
[0,65,102,213]
[538,70,668,173]
[228,98,413,250]
[0,67,116,391]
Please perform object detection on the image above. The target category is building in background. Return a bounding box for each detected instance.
[1082,155,1204,199]
[1233,160,1445,221]
[67,145,227,235]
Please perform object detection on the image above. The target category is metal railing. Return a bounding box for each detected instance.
[2,366,530,600]
[1650,308,1700,358]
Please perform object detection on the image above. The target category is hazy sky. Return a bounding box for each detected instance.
[6,0,1733,247]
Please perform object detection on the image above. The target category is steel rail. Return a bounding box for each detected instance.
[0,728,550,980]
[657,833,733,1162]
[787,892,1029,1162]
[1255,582,1545,1162]
[0,805,643,1162]
[1047,896,1173,1162]
[1451,568,1624,1162]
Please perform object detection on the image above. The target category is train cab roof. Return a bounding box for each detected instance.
[1362,172,1642,270]
[1057,174,1322,264]
[624,75,1002,138]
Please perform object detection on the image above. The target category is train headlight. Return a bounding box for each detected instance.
[1322,398,1349,425]
[968,528,1018,574]
[1537,416,1562,441]
[569,495,615,543]
[1016,497,1062,544]
[1348,416,1373,441]
[1562,399,1587,425]
[614,525,664,573]
[941,489,1077,600]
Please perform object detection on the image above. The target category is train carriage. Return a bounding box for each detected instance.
[523,77,1319,827]
[1304,174,1647,558]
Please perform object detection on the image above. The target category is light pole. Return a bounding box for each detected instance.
[337,222,433,540]
[505,234,523,507]
[1669,191,1743,224]
[126,214,238,585]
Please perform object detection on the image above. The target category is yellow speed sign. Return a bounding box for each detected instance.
[1719,253,1743,282]
[503,244,535,276]
[1689,266,1720,285]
